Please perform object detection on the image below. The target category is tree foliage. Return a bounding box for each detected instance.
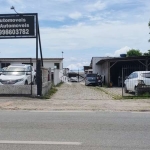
[143,50,150,56]
[127,49,142,57]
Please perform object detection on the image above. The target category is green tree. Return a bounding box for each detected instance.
[143,50,150,56]
[127,49,142,57]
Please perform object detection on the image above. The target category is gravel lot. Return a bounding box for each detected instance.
[52,82,113,100]
[0,82,150,111]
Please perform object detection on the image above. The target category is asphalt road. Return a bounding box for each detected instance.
[0,110,150,150]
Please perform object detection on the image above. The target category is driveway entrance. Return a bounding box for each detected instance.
[52,82,113,100]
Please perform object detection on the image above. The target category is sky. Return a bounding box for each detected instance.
[0,0,150,70]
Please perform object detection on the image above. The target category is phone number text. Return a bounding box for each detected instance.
[0,29,29,35]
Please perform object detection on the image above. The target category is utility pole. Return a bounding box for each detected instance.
[78,69,79,82]
[62,51,64,69]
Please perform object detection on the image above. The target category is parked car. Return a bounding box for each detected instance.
[85,73,98,86]
[0,68,4,75]
[69,76,78,82]
[0,64,36,85]
[124,71,150,95]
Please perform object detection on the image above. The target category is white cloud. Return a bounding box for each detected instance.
[0,0,150,68]
[67,62,89,70]
[40,21,149,52]
[0,21,149,60]
[105,46,131,57]
[85,0,106,12]
[69,12,82,19]
[88,15,103,21]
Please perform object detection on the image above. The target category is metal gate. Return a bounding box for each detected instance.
[68,70,85,82]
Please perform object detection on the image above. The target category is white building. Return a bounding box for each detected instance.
[0,58,63,86]
[91,57,109,74]
[0,58,63,70]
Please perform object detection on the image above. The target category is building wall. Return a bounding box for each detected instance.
[35,60,63,70]
[92,57,101,73]
[54,69,62,85]
[0,59,63,70]
[0,82,52,96]
[99,61,109,85]
[92,57,107,74]
[91,57,109,85]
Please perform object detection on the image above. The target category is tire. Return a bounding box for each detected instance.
[124,85,128,93]
[24,81,28,85]
[135,86,139,96]
[32,77,36,85]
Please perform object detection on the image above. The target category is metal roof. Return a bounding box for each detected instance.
[96,56,150,65]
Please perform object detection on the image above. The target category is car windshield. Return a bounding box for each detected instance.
[140,73,150,78]
[86,74,97,77]
[5,67,25,76]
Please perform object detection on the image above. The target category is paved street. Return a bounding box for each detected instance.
[0,111,150,150]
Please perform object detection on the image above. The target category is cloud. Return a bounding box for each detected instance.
[40,21,149,52]
[1,0,150,69]
[88,15,103,21]
[69,12,82,19]
[67,62,89,70]
[85,0,106,12]
[105,46,131,57]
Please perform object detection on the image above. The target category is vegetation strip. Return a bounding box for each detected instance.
[42,82,63,99]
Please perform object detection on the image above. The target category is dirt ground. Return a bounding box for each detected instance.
[0,82,150,112]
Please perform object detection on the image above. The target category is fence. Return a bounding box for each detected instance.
[67,71,85,82]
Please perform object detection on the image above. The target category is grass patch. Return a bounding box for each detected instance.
[142,92,150,97]
[96,87,109,94]
[122,92,150,99]
[55,82,63,87]
[42,87,58,99]
[42,82,63,99]
[96,86,150,100]
[96,86,122,100]
[122,96,150,99]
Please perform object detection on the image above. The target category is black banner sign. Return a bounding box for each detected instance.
[0,16,35,37]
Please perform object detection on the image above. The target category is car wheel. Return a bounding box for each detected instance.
[124,85,128,93]
[24,81,28,85]
[135,86,139,96]
[32,77,36,85]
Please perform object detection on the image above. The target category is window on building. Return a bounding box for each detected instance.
[54,63,60,69]
[1,63,10,68]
